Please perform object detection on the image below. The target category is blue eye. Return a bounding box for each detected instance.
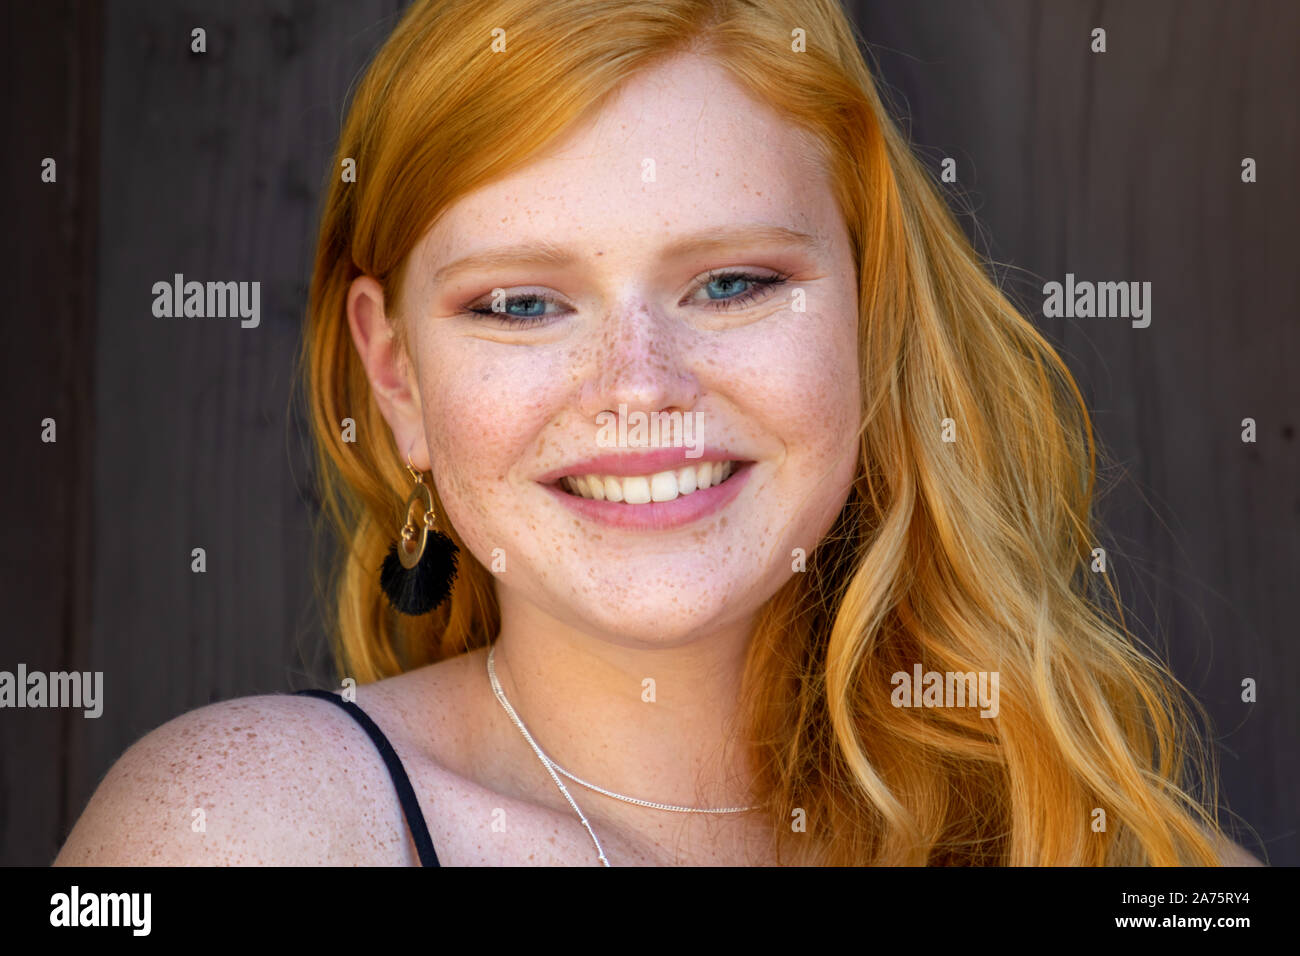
[460,269,790,327]
[463,291,566,326]
[705,274,750,298]
[693,270,790,310]
[498,295,548,317]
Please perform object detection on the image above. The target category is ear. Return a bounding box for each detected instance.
[346,275,430,471]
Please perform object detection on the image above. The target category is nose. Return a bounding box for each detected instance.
[577,296,700,422]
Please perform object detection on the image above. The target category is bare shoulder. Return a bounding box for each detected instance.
[54,690,424,866]
[56,650,625,867]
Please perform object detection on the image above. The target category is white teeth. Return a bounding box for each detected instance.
[559,462,740,503]
[622,475,652,505]
[649,471,678,502]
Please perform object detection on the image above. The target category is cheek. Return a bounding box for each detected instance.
[414,335,571,548]
[712,296,861,562]
[786,320,860,462]
[709,295,861,470]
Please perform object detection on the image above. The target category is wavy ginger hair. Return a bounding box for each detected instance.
[301,0,1232,865]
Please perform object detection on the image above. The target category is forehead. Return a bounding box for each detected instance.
[415,53,835,270]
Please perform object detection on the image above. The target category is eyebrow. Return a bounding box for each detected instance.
[430,224,827,285]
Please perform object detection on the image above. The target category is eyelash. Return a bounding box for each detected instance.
[696,269,792,311]
[460,269,792,327]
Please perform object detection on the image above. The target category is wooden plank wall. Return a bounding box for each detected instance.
[76,0,412,832]
[1,0,102,869]
[848,0,1298,863]
[2,0,1294,865]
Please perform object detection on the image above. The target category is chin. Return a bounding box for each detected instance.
[545,568,772,647]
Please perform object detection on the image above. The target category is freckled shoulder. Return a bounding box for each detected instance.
[54,693,421,866]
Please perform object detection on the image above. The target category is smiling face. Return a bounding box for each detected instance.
[360,52,862,648]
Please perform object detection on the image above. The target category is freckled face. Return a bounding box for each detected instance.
[397,54,860,647]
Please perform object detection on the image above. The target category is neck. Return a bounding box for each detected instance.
[486,595,759,814]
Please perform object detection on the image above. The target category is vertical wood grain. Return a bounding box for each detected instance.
[848,0,1298,862]
[0,0,101,868]
[58,0,407,865]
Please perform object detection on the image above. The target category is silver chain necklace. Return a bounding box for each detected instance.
[486,643,758,867]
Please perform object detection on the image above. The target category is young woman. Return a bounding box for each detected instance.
[56,0,1257,866]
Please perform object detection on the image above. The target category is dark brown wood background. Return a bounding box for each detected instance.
[2,0,1295,866]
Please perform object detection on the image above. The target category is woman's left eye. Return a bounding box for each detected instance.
[686,270,791,311]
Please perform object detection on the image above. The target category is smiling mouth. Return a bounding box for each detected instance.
[555,460,747,504]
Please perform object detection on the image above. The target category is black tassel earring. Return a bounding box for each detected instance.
[379,457,459,615]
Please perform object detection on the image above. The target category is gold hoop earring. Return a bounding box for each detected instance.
[379,456,460,615]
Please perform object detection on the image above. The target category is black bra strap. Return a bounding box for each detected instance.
[294,689,441,867]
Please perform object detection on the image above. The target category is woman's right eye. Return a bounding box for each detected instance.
[461,289,570,326]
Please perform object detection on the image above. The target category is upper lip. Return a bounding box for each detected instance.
[537,447,750,483]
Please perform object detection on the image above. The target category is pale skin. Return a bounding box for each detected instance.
[54,53,1261,867]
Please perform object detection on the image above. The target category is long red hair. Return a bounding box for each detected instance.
[300,0,1231,864]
